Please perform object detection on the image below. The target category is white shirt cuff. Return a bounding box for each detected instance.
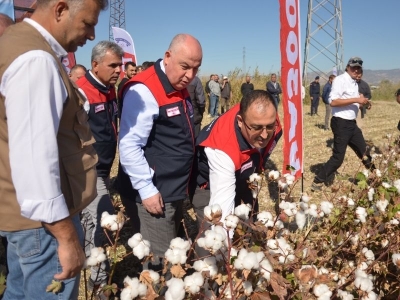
[137,182,159,201]
[20,194,70,223]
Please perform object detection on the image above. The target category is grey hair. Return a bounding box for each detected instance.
[91,40,124,62]
[36,0,108,11]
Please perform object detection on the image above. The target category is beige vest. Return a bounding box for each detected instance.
[0,21,98,231]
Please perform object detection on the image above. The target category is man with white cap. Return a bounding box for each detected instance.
[220,75,232,114]
[311,56,374,191]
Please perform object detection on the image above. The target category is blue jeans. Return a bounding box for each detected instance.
[0,215,83,300]
[209,94,219,117]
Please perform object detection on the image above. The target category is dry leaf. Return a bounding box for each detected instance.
[270,272,289,300]
[250,291,271,300]
[170,264,186,278]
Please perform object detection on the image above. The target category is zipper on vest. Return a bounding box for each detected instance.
[182,96,195,194]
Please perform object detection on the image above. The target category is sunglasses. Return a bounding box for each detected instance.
[349,59,363,66]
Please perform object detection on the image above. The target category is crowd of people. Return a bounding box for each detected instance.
[0,2,396,299]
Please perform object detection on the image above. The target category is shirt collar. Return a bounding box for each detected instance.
[23,18,68,60]
[344,70,357,84]
[89,70,108,88]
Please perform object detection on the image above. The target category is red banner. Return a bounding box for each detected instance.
[62,52,76,74]
[279,0,303,179]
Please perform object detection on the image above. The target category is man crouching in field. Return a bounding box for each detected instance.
[191,90,282,240]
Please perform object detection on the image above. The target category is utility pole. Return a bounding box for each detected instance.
[303,0,344,85]
[109,0,126,41]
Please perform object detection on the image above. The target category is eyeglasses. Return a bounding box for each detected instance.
[349,59,363,66]
[242,118,276,134]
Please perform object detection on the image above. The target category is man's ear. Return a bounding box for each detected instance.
[236,114,243,129]
[54,0,69,21]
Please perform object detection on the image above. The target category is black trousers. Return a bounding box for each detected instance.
[315,116,373,184]
[311,95,320,115]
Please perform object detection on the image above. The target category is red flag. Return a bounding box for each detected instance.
[279,0,303,179]
[62,52,76,74]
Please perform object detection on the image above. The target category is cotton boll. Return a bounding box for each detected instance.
[381,239,389,248]
[184,272,204,294]
[299,202,309,211]
[347,198,355,206]
[296,210,307,230]
[100,211,124,231]
[274,219,284,229]
[284,173,295,185]
[320,201,333,215]
[121,276,146,300]
[132,241,151,260]
[204,204,222,223]
[257,211,275,227]
[301,193,310,203]
[355,207,367,223]
[165,248,187,265]
[350,234,359,246]
[242,281,253,296]
[127,233,143,249]
[165,278,185,300]
[392,253,400,268]
[225,214,240,230]
[362,248,375,261]
[390,218,400,225]
[234,203,252,220]
[260,259,273,281]
[169,237,191,252]
[355,276,373,292]
[268,170,280,180]
[382,182,391,189]
[362,291,378,300]
[367,188,375,201]
[337,290,354,300]
[375,199,388,213]
[313,283,331,297]
[141,269,160,285]
[85,247,107,267]
[393,179,400,191]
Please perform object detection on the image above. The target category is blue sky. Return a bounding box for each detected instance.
[75,0,400,77]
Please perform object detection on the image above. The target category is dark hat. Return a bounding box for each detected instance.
[315,76,319,80]
[348,56,363,67]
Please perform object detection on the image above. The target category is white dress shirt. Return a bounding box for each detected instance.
[118,61,163,200]
[205,147,237,223]
[0,18,70,223]
[330,71,360,120]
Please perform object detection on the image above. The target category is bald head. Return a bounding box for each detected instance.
[163,33,202,90]
[0,13,14,37]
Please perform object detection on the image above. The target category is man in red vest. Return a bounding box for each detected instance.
[118,34,202,271]
[192,90,282,230]
[77,40,123,291]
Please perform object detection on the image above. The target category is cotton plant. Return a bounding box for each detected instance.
[193,257,218,277]
[164,237,191,265]
[267,238,295,264]
[234,203,252,220]
[204,204,222,224]
[197,225,228,253]
[248,173,262,199]
[313,283,332,300]
[224,214,240,230]
[184,271,204,294]
[279,200,297,217]
[120,276,147,300]
[355,207,368,224]
[257,211,275,227]
[85,247,107,267]
[268,170,280,180]
[233,248,265,270]
[100,211,124,231]
[127,233,151,260]
[165,278,185,300]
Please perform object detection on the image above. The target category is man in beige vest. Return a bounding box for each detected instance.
[0,0,107,299]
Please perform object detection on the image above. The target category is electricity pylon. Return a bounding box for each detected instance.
[303,0,344,84]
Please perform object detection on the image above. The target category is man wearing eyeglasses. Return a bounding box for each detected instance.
[191,90,282,228]
[311,57,374,192]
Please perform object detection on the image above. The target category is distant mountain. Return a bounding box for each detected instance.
[362,69,400,85]
[309,69,400,86]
